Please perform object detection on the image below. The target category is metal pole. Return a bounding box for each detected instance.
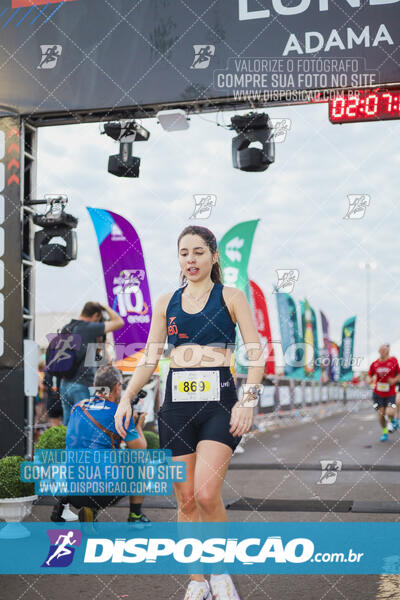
[22,121,38,460]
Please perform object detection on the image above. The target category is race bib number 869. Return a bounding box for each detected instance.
[172,370,220,402]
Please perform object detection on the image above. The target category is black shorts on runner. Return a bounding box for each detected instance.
[46,392,63,419]
[157,366,242,457]
[372,392,396,409]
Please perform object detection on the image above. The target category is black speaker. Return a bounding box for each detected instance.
[0,368,25,458]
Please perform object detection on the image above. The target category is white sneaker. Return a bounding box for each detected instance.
[184,580,212,600]
[210,574,240,600]
[61,503,78,521]
[387,421,394,433]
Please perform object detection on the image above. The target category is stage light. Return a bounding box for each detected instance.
[32,195,78,267]
[157,109,189,131]
[230,112,275,172]
[102,120,149,178]
[102,120,150,142]
[108,142,140,178]
[102,122,121,141]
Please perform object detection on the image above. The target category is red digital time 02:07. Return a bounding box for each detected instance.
[329,89,400,124]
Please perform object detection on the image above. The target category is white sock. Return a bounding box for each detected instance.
[211,574,230,582]
[190,580,209,588]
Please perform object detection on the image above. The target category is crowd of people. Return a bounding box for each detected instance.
[35,301,155,526]
[34,301,124,432]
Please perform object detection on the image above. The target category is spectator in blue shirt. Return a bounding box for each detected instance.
[51,365,151,526]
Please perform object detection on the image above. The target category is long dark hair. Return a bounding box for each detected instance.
[177,225,223,286]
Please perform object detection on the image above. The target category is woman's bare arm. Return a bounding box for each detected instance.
[229,288,265,437]
[231,288,265,385]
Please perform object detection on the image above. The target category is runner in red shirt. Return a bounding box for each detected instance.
[368,344,400,441]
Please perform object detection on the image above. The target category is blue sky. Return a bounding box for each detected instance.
[35,103,400,369]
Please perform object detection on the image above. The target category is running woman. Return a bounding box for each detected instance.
[115,225,264,600]
[368,344,400,441]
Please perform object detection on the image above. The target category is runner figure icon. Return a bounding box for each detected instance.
[190,45,215,69]
[46,335,76,370]
[45,531,77,566]
[38,45,62,69]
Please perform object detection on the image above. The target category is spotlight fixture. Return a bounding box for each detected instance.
[230,112,275,172]
[102,120,150,142]
[31,195,78,267]
[108,142,140,178]
[102,120,150,178]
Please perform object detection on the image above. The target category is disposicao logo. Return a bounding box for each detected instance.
[42,529,82,568]
[83,536,315,564]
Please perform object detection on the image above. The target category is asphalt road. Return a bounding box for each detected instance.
[2,403,399,600]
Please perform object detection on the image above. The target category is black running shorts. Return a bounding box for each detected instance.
[157,366,242,457]
[373,392,396,409]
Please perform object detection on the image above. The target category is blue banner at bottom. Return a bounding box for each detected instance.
[0,522,398,574]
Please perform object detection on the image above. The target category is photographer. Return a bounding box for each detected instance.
[52,365,150,525]
[59,301,124,425]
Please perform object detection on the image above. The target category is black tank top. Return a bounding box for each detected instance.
[166,283,236,349]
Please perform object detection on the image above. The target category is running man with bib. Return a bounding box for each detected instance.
[115,225,264,600]
[368,344,400,441]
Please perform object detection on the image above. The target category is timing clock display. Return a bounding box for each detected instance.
[329,90,400,124]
